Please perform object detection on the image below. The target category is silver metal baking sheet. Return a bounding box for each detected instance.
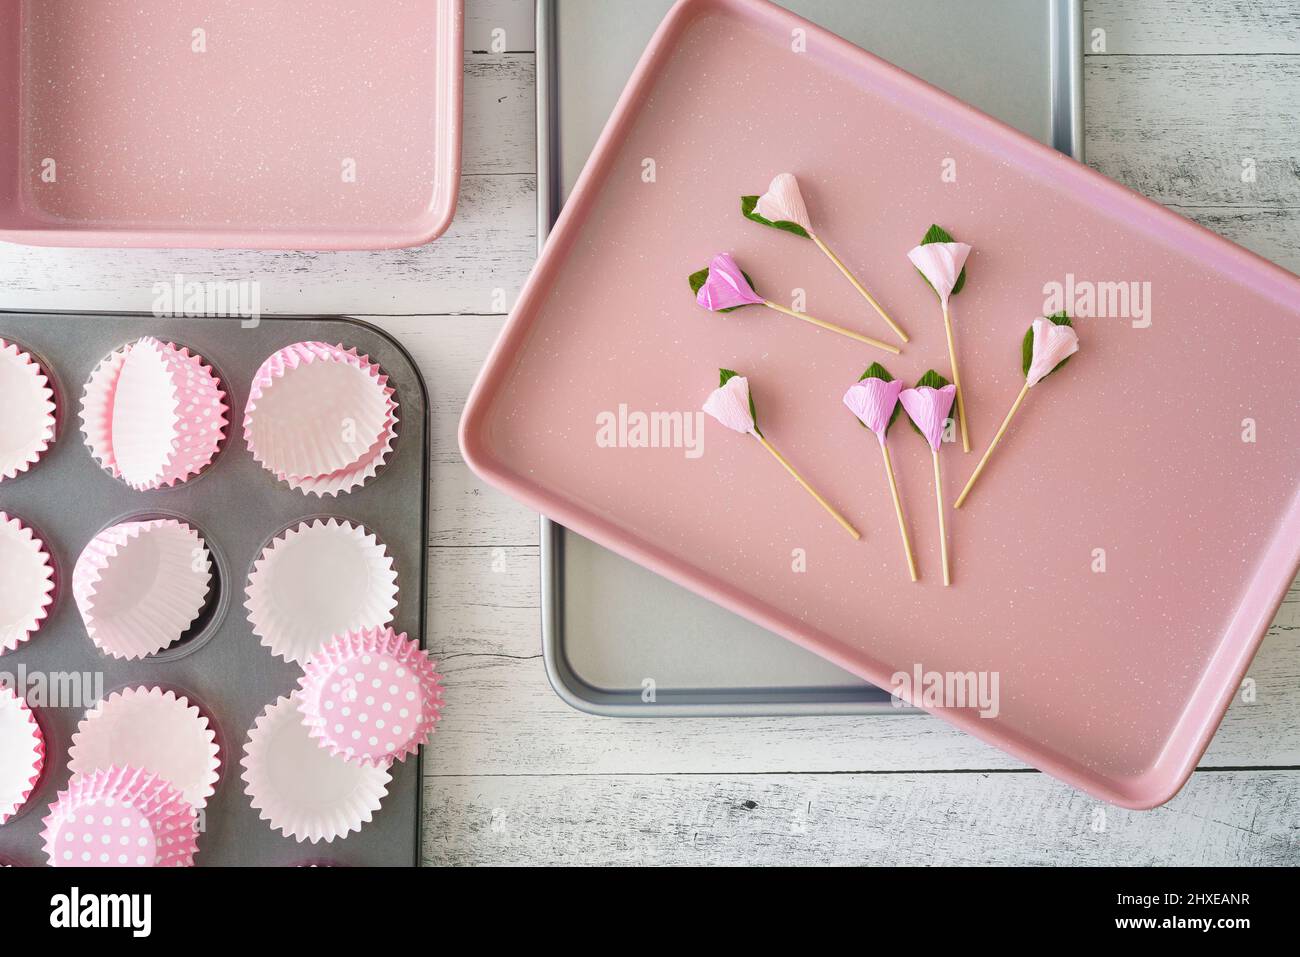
[539,0,1085,716]
[0,312,426,866]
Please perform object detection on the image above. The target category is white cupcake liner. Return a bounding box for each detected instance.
[0,513,56,656]
[72,519,213,660]
[68,686,220,810]
[41,766,198,867]
[79,338,227,491]
[0,339,57,483]
[243,342,398,496]
[241,695,391,844]
[0,687,44,824]
[245,518,398,665]
[297,627,443,767]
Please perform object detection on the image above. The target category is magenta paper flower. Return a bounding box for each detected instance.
[843,377,904,446]
[907,241,972,306]
[1025,317,1081,387]
[695,253,765,311]
[702,371,757,434]
[754,173,813,233]
[899,381,957,452]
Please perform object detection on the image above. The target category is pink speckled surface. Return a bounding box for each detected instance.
[0,0,462,248]
[461,0,1300,808]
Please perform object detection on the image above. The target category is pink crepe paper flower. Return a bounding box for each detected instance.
[696,253,765,312]
[899,384,957,452]
[754,173,813,233]
[907,242,972,306]
[843,378,904,446]
[702,374,756,434]
[1025,317,1081,387]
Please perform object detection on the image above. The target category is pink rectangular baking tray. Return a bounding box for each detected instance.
[0,0,463,249]
[460,0,1300,808]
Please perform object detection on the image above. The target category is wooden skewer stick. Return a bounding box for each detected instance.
[811,233,910,344]
[754,432,861,540]
[880,441,918,582]
[761,300,900,354]
[932,449,950,587]
[941,302,971,453]
[954,381,1031,509]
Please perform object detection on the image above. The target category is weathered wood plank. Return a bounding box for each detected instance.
[1084,0,1300,56]
[421,769,1300,865]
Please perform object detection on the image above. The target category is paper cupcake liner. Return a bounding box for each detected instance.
[245,519,398,665]
[69,686,220,810]
[0,687,44,824]
[0,339,57,483]
[73,519,212,660]
[297,627,443,767]
[41,766,198,867]
[0,513,56,656]
[243,342,398,495]
[241,695,391,844]
[79,338,227,491]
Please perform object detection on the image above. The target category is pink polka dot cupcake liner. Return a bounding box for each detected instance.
[69,686,220,811]
[0,687,44,824]
[241,695,391,844]
[0,339,57,483]
[73,519,213,660]
[296,626,443,767]
[245,518,399,665]
[243,342,398,497]
[79,337,227,491]
[41,766,199,867]
[0,512,56,656]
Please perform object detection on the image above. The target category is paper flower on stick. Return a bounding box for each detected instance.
[899,371,957,586]
[703,370,859,539]
[844,364,917,581]
[689,254,898,353]
[741,174,908,343]
[908,225,973,452]
[956,314,1080,509]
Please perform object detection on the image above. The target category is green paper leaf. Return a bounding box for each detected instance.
[688,266,758,313]
[856,362,902,431]
[915,223,967,298]
[1021,311,1075,381]
[907,369,951,439]
[718,367,759,434]
[740,195,811,239]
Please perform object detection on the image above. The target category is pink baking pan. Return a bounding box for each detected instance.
[0,0,463,249]
[460,0,1300,808]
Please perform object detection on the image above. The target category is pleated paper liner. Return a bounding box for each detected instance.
[241,695,391,844]
[245,518,399,665]
[0,512,56,656]
[0,338,58,483]
[296,627,443,767]
[41,766,199,867]
[79,337,228,491]
[68,686,221,811]
[0,687,44,824]
[72,518,213,660]
[243,341,398,496]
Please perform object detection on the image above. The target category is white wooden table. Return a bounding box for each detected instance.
[1,0,1296,866]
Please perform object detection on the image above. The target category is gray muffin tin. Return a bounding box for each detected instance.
[0,311,426,867]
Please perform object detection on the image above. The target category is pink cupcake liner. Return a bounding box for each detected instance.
[0,339,57,483]
[79,337,227,491]
[241,695,391,844]
[0,512,56,656]
[69,686,220,810]
[296,627,443,767]
[73,519,212,660]
[243,342,398,497]
[0,687,44,824]
[41,766,199,867]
